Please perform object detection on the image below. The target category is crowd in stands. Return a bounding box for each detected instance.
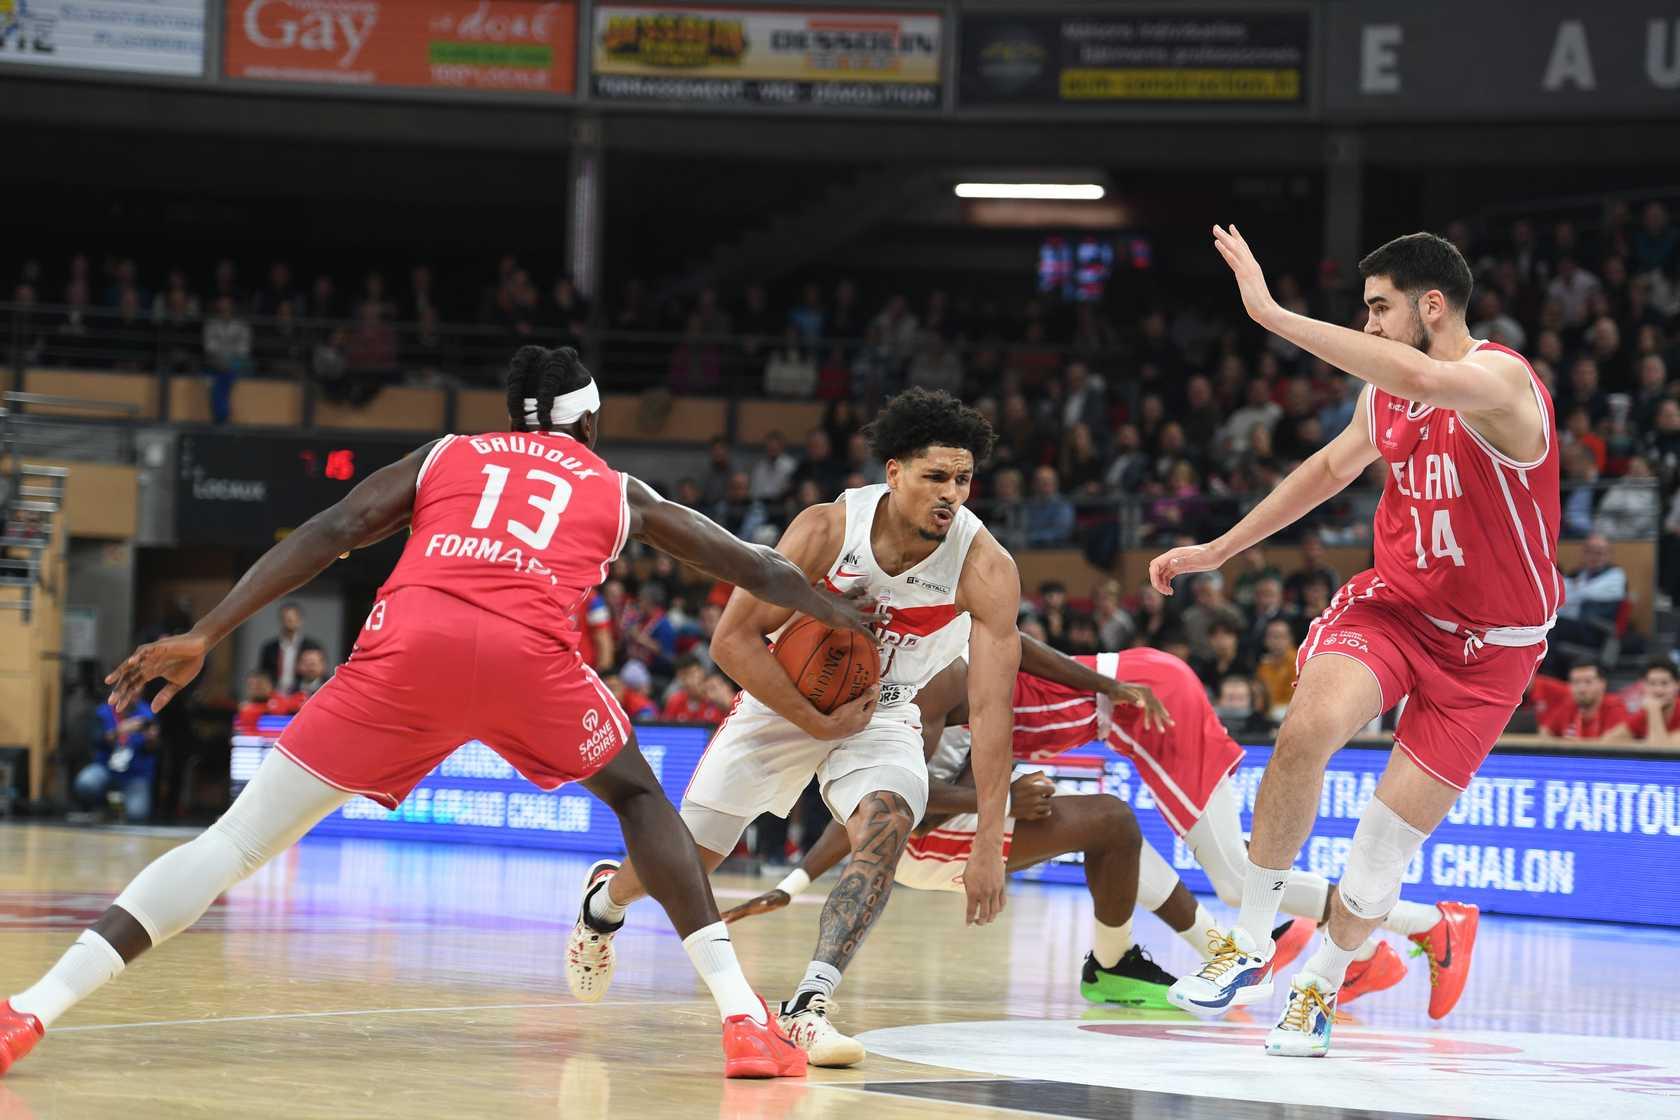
[8,199,1679,555]
[15,197,1680,769]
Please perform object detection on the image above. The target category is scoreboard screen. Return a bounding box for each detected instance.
[177,432,420,545]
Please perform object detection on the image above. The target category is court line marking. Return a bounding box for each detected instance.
[54,998,717,1033]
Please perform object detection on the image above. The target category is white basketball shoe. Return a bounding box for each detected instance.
[565,859,622,1003]
[1166,926,1274,1018]
[1266,972,1338,1057]
[777,991,865,1067]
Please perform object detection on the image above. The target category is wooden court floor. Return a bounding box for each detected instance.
[2,825,1676,1120]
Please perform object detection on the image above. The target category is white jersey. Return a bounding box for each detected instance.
[927,726,971,783]
[817,484,981,709]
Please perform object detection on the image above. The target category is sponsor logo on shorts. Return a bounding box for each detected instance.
[583,709,601,733]
[1324,631,1370,652]
[879,684,912,706]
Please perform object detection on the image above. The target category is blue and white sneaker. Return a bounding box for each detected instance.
[1265,972,1338,1057]
[1166,926,1274,1018]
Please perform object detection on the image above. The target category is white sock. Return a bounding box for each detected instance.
[1092,918,1134,969]
[1236,858,1290,950]
[681,922,763,1024]
[794,960,843,1002]
[1176,904,1220,960]
[586,877,628,929]
[10,930,125,1028]
[1352,939,1378,963]
[1300,932,1359,990]
[1381,900,1441,937]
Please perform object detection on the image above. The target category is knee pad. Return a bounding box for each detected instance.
[1338,797,1426,920]
[679,801,753,857]
[1134,837,1180,912]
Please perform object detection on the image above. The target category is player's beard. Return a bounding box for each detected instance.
[1406,300,1432,353]
[918,507,954,542]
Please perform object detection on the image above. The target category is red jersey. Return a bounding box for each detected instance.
[1529,673,1572,729]
[1623,703,1680,739]
[380,432,629,646]
[1008,649,1245,835]
[1368,341,1563,633]
[1540,693,1629,739]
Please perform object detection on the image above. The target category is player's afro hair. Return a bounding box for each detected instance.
[505,345,592,432]
[862,387,997,464]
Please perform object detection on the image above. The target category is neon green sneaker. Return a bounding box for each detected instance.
[1080,946,1178,1008]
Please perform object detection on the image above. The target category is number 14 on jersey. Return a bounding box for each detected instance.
[1409,506,1465,569]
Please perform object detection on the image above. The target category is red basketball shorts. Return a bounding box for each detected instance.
[277,586,629,809]
[1296,571,1547,790]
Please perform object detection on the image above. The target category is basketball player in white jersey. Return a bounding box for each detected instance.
[570,389,1022,1067]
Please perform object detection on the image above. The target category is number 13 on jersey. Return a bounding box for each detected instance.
[472,464,573,551]
[1408,506,1465,569]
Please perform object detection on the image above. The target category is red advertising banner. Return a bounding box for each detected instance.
[224,0,577,93]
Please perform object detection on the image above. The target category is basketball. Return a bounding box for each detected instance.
[772,615,880,714]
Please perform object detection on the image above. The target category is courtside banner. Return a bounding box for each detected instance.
[0,0,206,76]
[1017,743,1680,928]
[286,721,1680,927]
[223,0,577,93]
[590,4,942,110]
[960,9,1309,108]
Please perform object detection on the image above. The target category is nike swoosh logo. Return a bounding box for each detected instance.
[1438,925,1453,970]
[835,567,868,579]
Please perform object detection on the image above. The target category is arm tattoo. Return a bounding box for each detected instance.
[814,792,911,972]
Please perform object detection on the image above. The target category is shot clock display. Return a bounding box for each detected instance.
[176,433,419,545]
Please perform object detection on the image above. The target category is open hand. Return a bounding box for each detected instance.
[1212,224,1279,325]
[1111,682,1173,732]
[720,888,792,924]
[810,583,877,640]
[105,632,209,712]
[1148,542,1224,595]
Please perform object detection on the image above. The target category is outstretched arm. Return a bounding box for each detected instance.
[1019,633,1170,731]
[1212,224,1537,416]
[106,443,432,709]
[1150,394,1378,594]
[626,476,869,637]
[958,534,1022,925]
[719,820,855,923]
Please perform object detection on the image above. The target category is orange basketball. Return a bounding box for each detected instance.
[772,616,880,714]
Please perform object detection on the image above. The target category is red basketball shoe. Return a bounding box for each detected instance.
[0,1003,43,1076]
[1409,902,1479,1019]
[1337,941,1407,1006]
[1268,918,1316,976]
[722,999,808,1079]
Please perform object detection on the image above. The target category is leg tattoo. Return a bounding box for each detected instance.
[814,792,911,972]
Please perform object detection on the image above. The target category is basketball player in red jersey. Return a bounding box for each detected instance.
[0,346,871,1080]
[1155,229,1561,1056]
[571,389,1022,1067]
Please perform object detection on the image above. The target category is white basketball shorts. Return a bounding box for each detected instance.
[683,698,929,827]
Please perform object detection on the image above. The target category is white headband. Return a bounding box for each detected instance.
[522,380,600,428]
